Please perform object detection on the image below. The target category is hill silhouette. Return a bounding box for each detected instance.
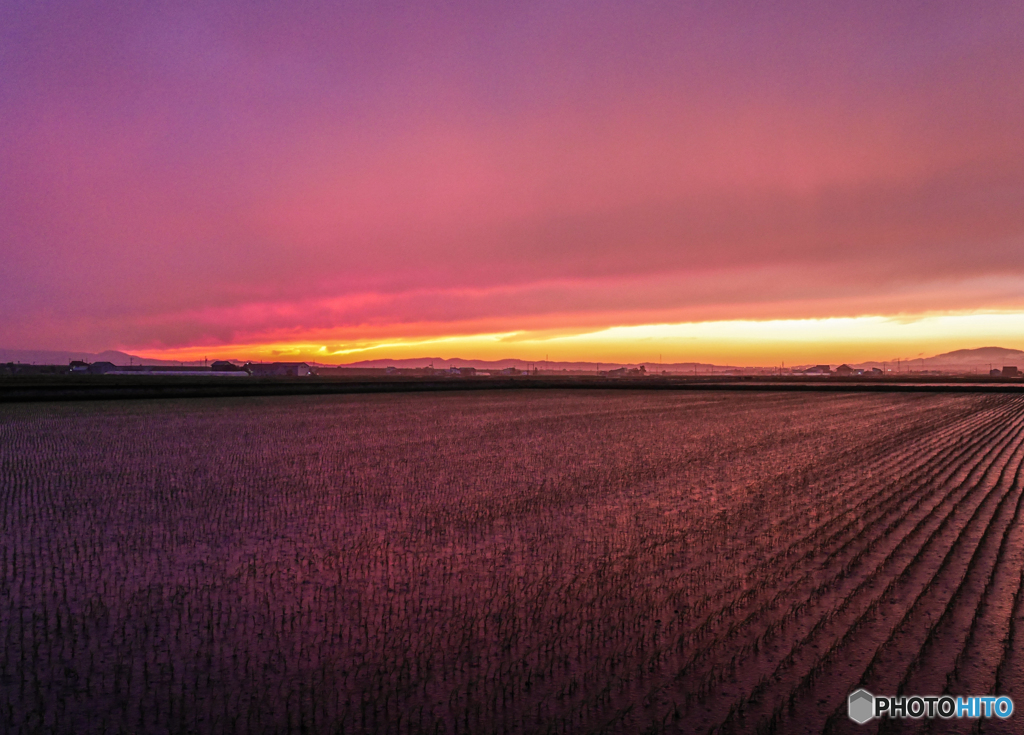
[925,347,1024,365]
[0,349,202,366]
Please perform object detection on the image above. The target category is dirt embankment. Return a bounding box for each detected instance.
[2,375,1024,402]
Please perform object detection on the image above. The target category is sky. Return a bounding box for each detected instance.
[2,1,1023,365]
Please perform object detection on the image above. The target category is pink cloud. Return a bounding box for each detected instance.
[2,2,1023,354]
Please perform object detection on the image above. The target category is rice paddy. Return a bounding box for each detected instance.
[1,390,1020,733]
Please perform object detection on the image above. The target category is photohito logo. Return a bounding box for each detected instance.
[848,690,874,724]
[848,689,1013,724]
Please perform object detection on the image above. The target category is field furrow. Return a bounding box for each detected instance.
[672,401,1023,696]
[667,399,1014,678]
[2,391,1022,734]
[701,399,1024,733]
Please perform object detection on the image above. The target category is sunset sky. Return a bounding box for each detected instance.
[3,1,1023,365]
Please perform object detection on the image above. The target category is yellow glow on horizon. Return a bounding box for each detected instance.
[134,311,1024,366]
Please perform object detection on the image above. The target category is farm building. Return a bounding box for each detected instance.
[87,361,117,374]
[246,362,312,377]
[1002,366,1020,378]
[834,364,857,376]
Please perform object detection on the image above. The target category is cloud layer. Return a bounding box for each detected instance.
[2,1,1023,360]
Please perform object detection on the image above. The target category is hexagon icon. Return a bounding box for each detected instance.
[848,689,874,724]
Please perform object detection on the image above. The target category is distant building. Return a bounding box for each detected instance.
[607,366,646,377]
[991,369,1003,377]
[834,364,856,376]
[87,361,117,375]
[448,366,476,377]
[246,362,312,377]
[88,362,248,376]
[803,365,832,376]
[499,367,521,375]
[210,360,243,371]
[69,360,90,373]
[1002,366,1019,378]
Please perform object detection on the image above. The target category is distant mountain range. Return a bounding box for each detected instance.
[303,346,1024,372]
[0,349,206,367]
[330,356,734,372]
[921,347,1024,366]
[847,346,1024,372]
[0,349,723,371]
[3,346,1023,372]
